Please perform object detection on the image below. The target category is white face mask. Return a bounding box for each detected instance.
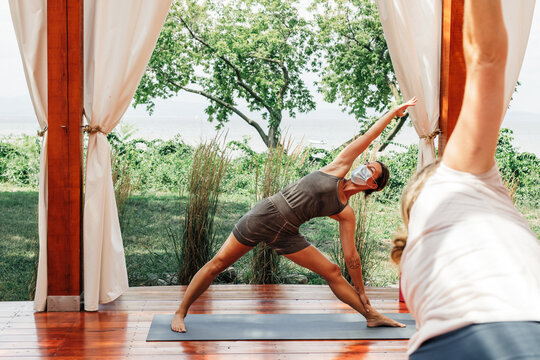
[350,164,374,185]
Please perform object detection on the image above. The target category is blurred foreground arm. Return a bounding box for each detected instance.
[443,0,508,173]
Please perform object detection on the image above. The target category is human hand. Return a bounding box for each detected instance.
[355,287,371,313]
[394,97,418,117]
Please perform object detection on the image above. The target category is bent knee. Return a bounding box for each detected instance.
[322,263,343,281]
[206,257,229,277]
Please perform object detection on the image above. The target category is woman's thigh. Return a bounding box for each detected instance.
[211,233,253,268]
[283,245,338,277]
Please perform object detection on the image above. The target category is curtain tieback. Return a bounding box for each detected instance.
[37,126,48,137]
[83,125,106,135]
[420,129,441,142]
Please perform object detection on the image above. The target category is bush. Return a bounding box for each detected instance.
[2,127,537,207]
[495,129,540,206]
[0,136,41,187]
[378,144,418,202]
[177,137,230,284]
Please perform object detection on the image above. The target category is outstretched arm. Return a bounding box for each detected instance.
[443,0,508,174]
[322,98,417,177]
[332,206,371,311]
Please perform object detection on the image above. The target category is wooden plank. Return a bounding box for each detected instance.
[0,286,411,358]
[46,0,84,300]
[439,0,466,155]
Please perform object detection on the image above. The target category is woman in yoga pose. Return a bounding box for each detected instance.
[392,1,540,358]
[171,97,418,332]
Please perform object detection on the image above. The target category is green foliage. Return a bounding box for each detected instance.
[0,136,41,187]
[378,144,418,202]
[177,137,230,284]
[107,132,194,193]
[312,0,398,120]
[495,128,540,206]
[2,127,537,206]
[1,129,539,299]
[135,0,317,148]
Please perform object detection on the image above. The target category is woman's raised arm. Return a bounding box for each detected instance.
[442,0,508,174]
[322,98,417,178]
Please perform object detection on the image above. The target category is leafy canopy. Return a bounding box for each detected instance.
[134,0,317,148]
[312,0,398,120]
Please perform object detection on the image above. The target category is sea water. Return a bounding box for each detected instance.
[0,110,538,155]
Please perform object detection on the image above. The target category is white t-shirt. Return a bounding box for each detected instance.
[401,162,540,355]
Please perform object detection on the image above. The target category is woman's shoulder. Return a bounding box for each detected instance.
[319,162,347,178]
[330,204,354,221]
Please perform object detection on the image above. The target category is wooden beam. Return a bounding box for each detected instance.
[439,0,466,155]
[47,0,83,311]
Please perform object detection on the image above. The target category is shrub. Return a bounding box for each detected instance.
[495,129,539,206]
[177,136,230,284]
[378,143,418,203]
[0,135,41,187]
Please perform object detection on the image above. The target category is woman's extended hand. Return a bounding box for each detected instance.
[359,291,371,312]
[355,286,371,312]
[394,97,418,117]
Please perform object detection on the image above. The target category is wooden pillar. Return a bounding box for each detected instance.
[439,0,466,155]
[47,0,84,311]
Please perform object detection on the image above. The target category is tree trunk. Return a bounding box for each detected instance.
[267,124,279,148]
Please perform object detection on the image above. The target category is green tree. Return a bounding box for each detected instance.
[312,0,403,148]
[134,0,316,148]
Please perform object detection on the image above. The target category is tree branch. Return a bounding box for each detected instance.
[344,11,366,50]
[156,70,269,145]
[175,15,275,116]
[182,87,269,146]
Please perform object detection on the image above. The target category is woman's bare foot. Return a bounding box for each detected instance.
[366,310,406,328]
[171,312,187,332]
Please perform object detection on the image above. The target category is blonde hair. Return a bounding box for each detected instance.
[391,160,441,264]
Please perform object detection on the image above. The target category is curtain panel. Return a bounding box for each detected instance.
[376,0,535,169]
[83,0,171,311]
[9,0,48,312]
[10,0,171,311]
[501,1,536,112]
[376,0,442,169]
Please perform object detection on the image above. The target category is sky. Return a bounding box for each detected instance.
[0,1,539,153]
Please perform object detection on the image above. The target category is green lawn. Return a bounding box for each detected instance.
[0,189,39,301]
[1,188,538,301]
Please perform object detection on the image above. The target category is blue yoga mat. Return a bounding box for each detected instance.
[147,313,416,341]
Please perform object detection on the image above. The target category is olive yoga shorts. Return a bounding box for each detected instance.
[232,198,311,255]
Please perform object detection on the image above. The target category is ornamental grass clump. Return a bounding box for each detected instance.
[248,137,308,284]
[177,136,230,284]
[112,153,139,232]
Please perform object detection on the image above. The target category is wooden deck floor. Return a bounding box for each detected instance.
[0,285,410,359]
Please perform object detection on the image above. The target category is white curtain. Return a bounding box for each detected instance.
[83,0,171,311]
[501,1,536,111]
[9,0,48,312]
[376,0,441,169]
[376,0,535,169]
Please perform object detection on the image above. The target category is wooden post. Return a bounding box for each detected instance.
[439,0,466,155]
[47,0,84,311]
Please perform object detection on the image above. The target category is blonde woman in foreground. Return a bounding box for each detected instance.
[392,1,540,359]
